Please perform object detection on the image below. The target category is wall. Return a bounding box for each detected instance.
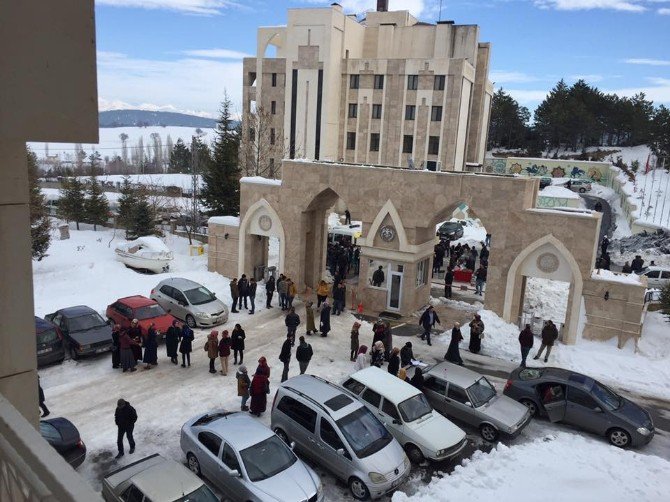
[486,157,612,183]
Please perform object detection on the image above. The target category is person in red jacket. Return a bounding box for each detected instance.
[518,324,534,367]
[249,357,270,416]
[218,330,232,376]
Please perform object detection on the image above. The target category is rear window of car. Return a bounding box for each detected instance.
[134,304,167,320]
[39,422,62,442]
[518,368,543,380]
[37,328,59,344]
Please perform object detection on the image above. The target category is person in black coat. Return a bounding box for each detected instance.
[38,376,50,417]
[444,323,464,365]
[165,320,180,364]
[238,274,249,310]
[248,278,257,314]
[265,276,275,308]
[279,334,292,382]
[410,368,424,389]
[518,324,534,367]
[231,323,246,365]
[179,325,194,367]
[285,307,301,344]
[142,323,158,369]
[444,268,454,299]
[387,347,400,376]
[115,399,137,459]
[419,306,441,346]
[319,301,331,337]
[372,266,385,287]
[111,324,121,369]
[400,342,414,367]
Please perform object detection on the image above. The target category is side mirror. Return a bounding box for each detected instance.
[336,448,346,456]
[290,441,296,450]
[465,402,472,407]
[593,406,603,413]
[392,419,402,425]
[229,469,241,478]
[212,292,216,298]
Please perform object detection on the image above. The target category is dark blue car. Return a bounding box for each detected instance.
[45,306,113,359]
[35,316,65,367]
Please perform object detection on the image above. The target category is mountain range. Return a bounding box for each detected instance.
[99,109,217,128]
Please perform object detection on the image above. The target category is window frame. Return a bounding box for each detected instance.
[405,105,416,121]
[381,398,401,421]
[428,136,440,155]
[434,74,445,91]
[271,72,277,87]
[346,132,356,150]
[271,101,276,115]
[350,74,360,89]
[198,431,222,457]
[431,106,443,122]
[348,103,358,119]
[374,74,384,90]
[371,104,382,119]
[416,258,429,288]
[370,133,380,152]
[361,388,382,408]
[221,442,242,472]
[402,134,413,154]
[320,417,347,453]
[407,74,418,90]
[277,396,317,433]
[567,386,599,409]
[447,384,469,404]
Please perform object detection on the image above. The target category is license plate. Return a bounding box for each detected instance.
[96,347,108,354]
[37,348,51,355]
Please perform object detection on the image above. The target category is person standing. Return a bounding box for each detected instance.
[236,365,250,411]
[332,282,346,315]
[279,334,292,382]
[295,336,313,375]
[601,235,609,257]
[419,306,440,346]
[631,255,645,273]
[353,345,369,371]
[468,314,485,354]
[383,321,393,361]
[238,274,249,311]
[410,368,425,389]
[265,275,275,308]
[120,329,139,372]
[518,324,534,367]
[250,360,270,417]
[248,278,257,314]
[286,278,297,309]
[277,274,289,310]
[142,323,158,369]
[231,323,246,365]
[38,377,50,417]
[534,320,558,363]
[344,208,351,225]
[622,261,633,274]
[444,268,454,299]
[474,266,487,295]
[387,347,400,376]
[370,341,385,368]
[111,324,121,369]
[305,301,316,336]
[285,307,301,343]
[319,300,331,337]
[230,278,240,313]
[128,319,143,362]
[165,320,180,364]
[372,265,385,287]
[372,319,386,346]
[350,322,361,361]
[205,331,219,374]
[179,324,194,367]
[218,330,231,376]
[114,399,137,459]
[444,322,464,365]
[400,342,414,367]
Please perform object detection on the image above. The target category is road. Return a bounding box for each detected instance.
[581,194,613,242]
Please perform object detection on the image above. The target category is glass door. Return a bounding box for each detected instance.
[387,272,403,310]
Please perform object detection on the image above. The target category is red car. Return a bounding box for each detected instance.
[106,296,176,338]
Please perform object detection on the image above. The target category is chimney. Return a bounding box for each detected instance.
[377,0,388,12]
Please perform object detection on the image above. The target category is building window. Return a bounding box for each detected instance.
[270,128,276,145]
[374,74,384,89]
[269,158,275,175]
[407,74,418,90]
[434,75,445,91]
[370,133,380,152]
[428,136,439,155]
[348,103,358,118]
[271,101,277,114]
[372,104,382,119]
[272,73,277,87]
[431,106,443,121]
[249,127,255,140]
[346,132,356,150]
[405,105,416,120]
[416,258,429,288]
[350,74,359,89]
[403,134,413,153]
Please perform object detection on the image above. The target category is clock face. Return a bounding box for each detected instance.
[379,225,396,242]
[537,252,560,273]
[258,215,273,231]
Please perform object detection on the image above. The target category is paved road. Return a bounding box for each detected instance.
[581,194,613,242]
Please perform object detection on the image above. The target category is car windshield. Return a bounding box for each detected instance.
[67,313,106,331]
[336,407,393,458]
[467,377,497,407]
[175,484,219,502]
[240,435,296,482]
[37,328,59,344]
[39,422,61,442]
[398,394,433,423]
[183,287,216,306]
[591,381,622,410]
[134,304,167,320]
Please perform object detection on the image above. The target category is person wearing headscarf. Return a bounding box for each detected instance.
[350,322,361,361]
[142,322,158,369]
[250,357,270,416]
[387,347,401,376]
[353,345,369,372]
[445,322,464,365]
[205,331,219,374]
[236,365,251,411]
[371,341,385,368]
[410,367,425,389]
[165,320,181,364]
[305,301,316,336]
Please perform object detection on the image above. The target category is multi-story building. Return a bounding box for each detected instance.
[242,0,493,174]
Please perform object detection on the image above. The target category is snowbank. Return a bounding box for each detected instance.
[591,268,641,285]
[540,185,580,199]
[393,432,670,502]
[75,173,204,191]
[239,176,282,186]
[208,216,240,227]
[523,277,569,323]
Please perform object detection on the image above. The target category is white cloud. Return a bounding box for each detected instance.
[97,0,240,15]
[624,58,670,66]
[534,0,646,12]
[302,1,426,17]
[504,88,551,104]
[568,74,606,82]
[659,7,670,14]
[489,70,541,84]
[180,48,253,59]
[608,77,670,103]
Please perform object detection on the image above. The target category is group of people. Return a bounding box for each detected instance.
[203,324,247,375]
[111,319,167,373]
[436,240,490,298]
[327,239,360,280]
[229,274,259,314]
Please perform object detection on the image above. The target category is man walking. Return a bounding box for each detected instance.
[115,399,137,459]
[418,305,440,346]
[265,275,275,308]
[230,278,239,313]
[277,274,288,310]
[279,334,292,382]
[285,307,300,344]
[248,278,257,314]
[534,320,559,363]
[518,324,534,367]
[295,336,313,375]
[444,267,453,299]
[474,265,487,296]
[238,274,249,311]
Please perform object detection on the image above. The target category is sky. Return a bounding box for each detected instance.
[95,0,670,118]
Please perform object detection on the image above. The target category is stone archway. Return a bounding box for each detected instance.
[238,198,286,278]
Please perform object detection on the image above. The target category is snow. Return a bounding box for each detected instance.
[523,277,569,324]
[239,176,282,186]
[539,185,581,199]
[392,432,670,502]
[75,174,203,191]
[591,268,642,285]
[207,216,240,227]
[115,236,171,254]
[41,187,192,213]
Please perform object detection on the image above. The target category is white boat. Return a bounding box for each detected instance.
[115,236,174,273]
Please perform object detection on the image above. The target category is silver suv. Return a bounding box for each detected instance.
[271,375,410,500]
[150,277,228,328]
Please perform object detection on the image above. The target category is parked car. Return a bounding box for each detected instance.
[272,375,410,500]
[35,316,65,367]
[421,362,531,441]
[636,266,670,289]
[114,236,173,274]
[181,411,322,502]
[564,179,592,193]
[436,221,464,240]
[102,453,217,502]
[150,277,228,328]
[539,177,553,190]
[341,367,467,464]
[106,296,176,338]
[40,417,86,469]
[503,367,654,447]
[44,306,113,359]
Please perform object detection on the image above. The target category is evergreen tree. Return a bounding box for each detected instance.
[88,151,103,176]
[27,147,51,260]
[201,91,241,215]
[169,138,191,173]
[117,176,139,237]
[128,191,155,239]
[650,105,670,160]
[57,177,86,230]
[488,89,530,150]
[84,174,110,230]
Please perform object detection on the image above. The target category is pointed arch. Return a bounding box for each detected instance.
[363,199,410,252]
[238,198,286,277]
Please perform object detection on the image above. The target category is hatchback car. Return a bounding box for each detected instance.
[40,417,86,469]
[35,316,65,367]
[44,306,113,359]
[106,295,176,338]
[421,362,531,441]
[272,375,410,500]
[564,179,592,193]
[181,411,322,502]
[341,367,467,464]
[436,221,464,240]
[102,453,217,502]
[636,266,670,289]
[504,367,654,447]
[151,277,228,328]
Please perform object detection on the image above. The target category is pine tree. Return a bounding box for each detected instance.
[84,174,110,230]
[57,177,86,230]
[27,147,51,260]
[169,138,191,173]
[128,191,155,238]
[201,91,241,215]
[117,176,139,237]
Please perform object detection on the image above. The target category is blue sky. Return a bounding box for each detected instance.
[95,0,670,117]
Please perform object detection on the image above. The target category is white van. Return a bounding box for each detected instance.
[341,367,467,463]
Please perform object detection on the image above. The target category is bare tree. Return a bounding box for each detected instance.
[241,105,286,178]
[119,133,129,168]
[165,134,174,172]
[150,132,163,172]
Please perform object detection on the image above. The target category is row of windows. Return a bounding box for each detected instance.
[350,74,446,91]
[346,133,440,155]
[348,104,442,121]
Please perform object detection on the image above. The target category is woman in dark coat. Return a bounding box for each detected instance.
[410,368,425,389]
[319,301,331,337]
[250,357,270,416]
[387,347,400,376]
[120,330,139,372]
[165,320,180,364]
[445,322,464,365]
[128,319,143,361]
[231,324,246,365]
[142,323,158,369]
[179,325,194,367]
[468,314,484,354]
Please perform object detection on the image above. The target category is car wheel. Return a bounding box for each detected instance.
[186,315,197,329]
[274,428,289,445]
[480,424,499,442]
[404,443,424,464]
[608,428,631,448]
[186,453,201,475]
[348,477,370,500]
[520,399,538,417]
[69,345,79,361]
[579,187,586,193]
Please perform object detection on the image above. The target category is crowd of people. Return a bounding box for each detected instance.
[434,238,489,298]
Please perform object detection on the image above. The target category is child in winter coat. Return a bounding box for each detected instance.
[236,365,250,411]
[350,322,361,361]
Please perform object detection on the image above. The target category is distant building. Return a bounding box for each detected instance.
[242,0,493,174]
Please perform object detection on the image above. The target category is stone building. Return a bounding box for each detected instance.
[241,0,493,175]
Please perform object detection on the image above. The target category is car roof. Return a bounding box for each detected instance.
[35,316,56,332]
[282,375,364,421]
[350,367,421,403]
[426,362,482,388]
[156,277,202,290]
[644,266,669,272]
[116,295,157,308]
[57,305,97,317]
[130,457,203,500]
[198,412,274,450]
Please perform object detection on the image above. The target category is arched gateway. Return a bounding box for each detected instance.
[208,160,647,346]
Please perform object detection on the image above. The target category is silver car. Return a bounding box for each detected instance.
[180,411,323,502]
[102,453,217,502]
[422,362,531,442]
[151,277,228,328]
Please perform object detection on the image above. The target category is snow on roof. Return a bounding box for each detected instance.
[591,268,642,285]
[539,185,580,199]
[239,176,282,186]
[115,236,171,254]
[208,216,240,226]
[528,208,595,219]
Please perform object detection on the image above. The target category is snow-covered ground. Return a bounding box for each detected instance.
[73,173,204,191]
[522,277,569,324]
[41,187,192,213]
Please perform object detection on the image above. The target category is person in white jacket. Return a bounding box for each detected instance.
[353,345,369,372]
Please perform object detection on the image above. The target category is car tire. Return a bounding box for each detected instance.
[186,315,197,329]
[348,477,370,500]
[579,187,586,193]
[186,453,201,476]
[404,443,424,464]
[274,428,289,445]
[607,428,631,448]
[520,399,538,417]
[480,423,499,442]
